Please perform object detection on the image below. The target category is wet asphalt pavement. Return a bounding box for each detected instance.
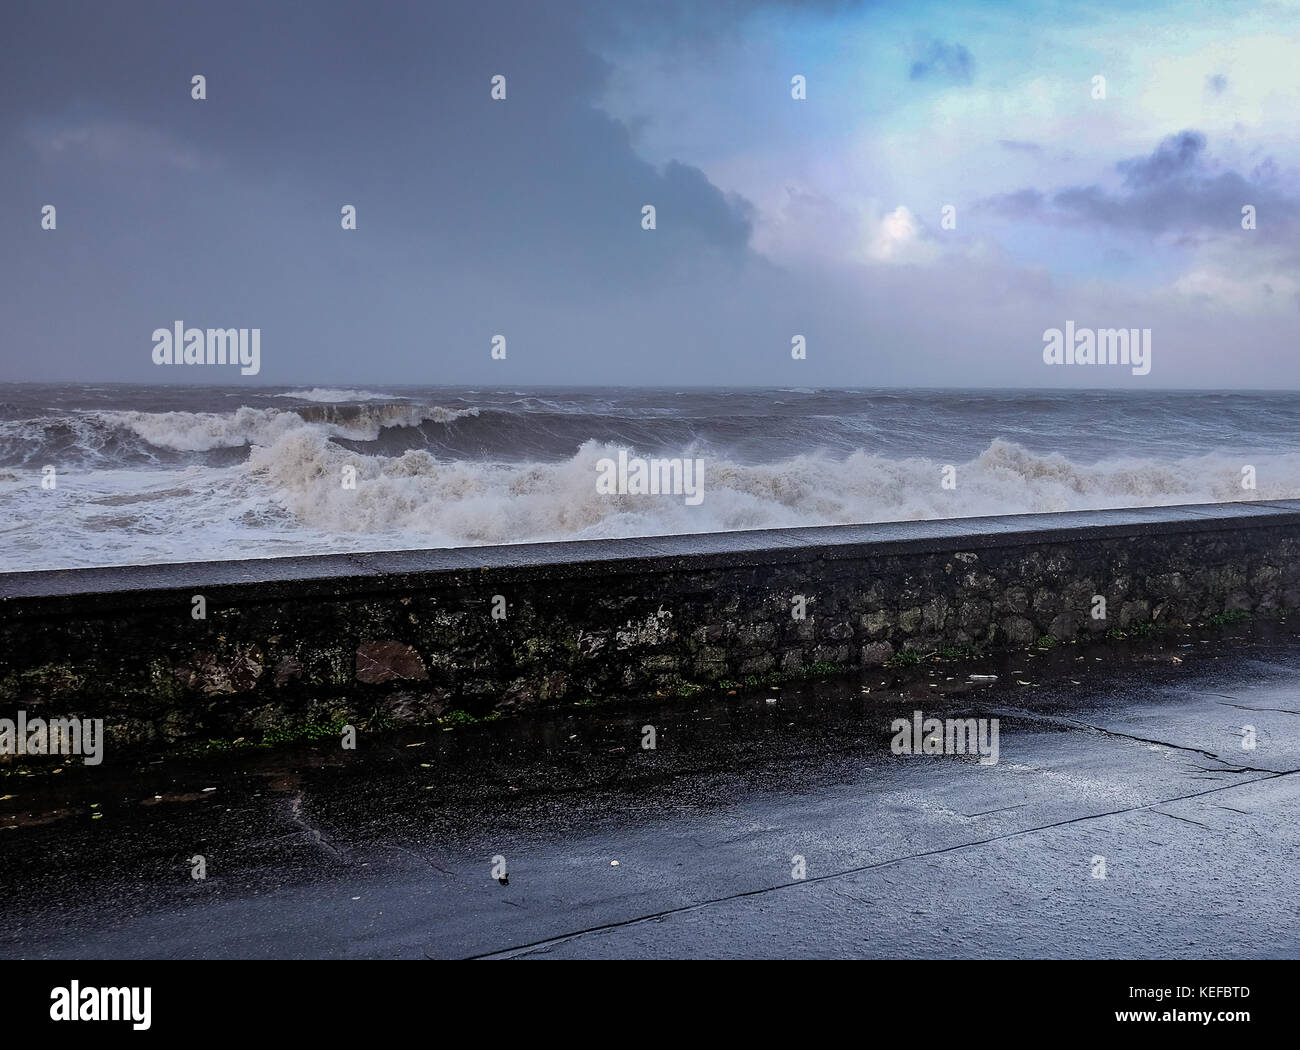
[2,622,1298,959]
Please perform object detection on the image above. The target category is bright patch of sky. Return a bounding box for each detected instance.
[592,0,1300,290]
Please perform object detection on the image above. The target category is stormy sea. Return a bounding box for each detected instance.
[1,384,1296,571]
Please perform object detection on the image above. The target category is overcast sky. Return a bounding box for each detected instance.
[2,0,1298,387]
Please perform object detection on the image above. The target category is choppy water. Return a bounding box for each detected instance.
[2,384,1297,571]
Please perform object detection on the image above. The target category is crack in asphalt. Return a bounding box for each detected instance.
[389,840,459,879]
[984,703,1219,757]
[1056,718,1220,760]
[1213,698,1300,715]
[963,802,1030,818]
[1149,810,1212,830]
[286,793,352,865]
[988,704,1290,773]
[468,767,1298,960]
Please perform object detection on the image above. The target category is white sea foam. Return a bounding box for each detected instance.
[5,437,1297,571]
[243,432,1300,546]
[104,407,307,451]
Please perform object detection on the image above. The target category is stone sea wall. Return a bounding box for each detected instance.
[3,501,1300,753]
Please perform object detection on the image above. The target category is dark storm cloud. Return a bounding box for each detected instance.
[0,1,755,280]
[581,0,866,48]
[0,0,798,382]
[982,131,1298,238]
[1116,129,1206,187]
[908,39,974,83]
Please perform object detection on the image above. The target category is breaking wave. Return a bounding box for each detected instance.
[107,403,479,450]
[242,431,1300,547]
[274,387,402,403]
[0,403,480,466]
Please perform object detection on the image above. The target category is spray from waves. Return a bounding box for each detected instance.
[274,388,402,403]
[291,402,478,433]
[244,431,1300,547]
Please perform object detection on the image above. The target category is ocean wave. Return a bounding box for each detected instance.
[0,402,484,466]
[242,433,1299,546]
[274,388,402,403]
[100,403,479,452]
[0,414,177,469]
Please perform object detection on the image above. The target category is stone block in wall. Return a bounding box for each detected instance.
[273,656,303,687]
[922,596,949,632]
[1049,613,1078,640]
[1004,586,1030,614]
[176,643,264,696]
[1000,616,1037,646]
[355,640,428,685]
[780,650,805,672]
[824,621,854,641]
[693,653,728,679]
[380,688,449,723]
[958,598,991,632]
[860,641,894,666]
[1118,600,1150,629]
[538,672,570,702]
[811,644,850,665]
[739,652,775,675]
[1032,588,1059,617]
[899,606,923,633]
[861,610,893,637]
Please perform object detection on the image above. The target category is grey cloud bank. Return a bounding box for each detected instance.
[1,0,1297,388]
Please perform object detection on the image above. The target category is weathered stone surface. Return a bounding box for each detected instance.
[538,672,570,702]
[959,599,991,631]
[1049,613,1078,640]
[380,690,446,723]
[780,650,806,672]
[862,610,893,636]
[273,656,303,687]
[825,621,854,641]
[922,597,949,631]
[861,641,894,666]
[176,645,263,696]
[693,653,728,679]
[1118,601,1151,629]
[355,641,427,684]
[5,501,1300,751]
[1000,616,1037,646]
[811,644,850,665]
